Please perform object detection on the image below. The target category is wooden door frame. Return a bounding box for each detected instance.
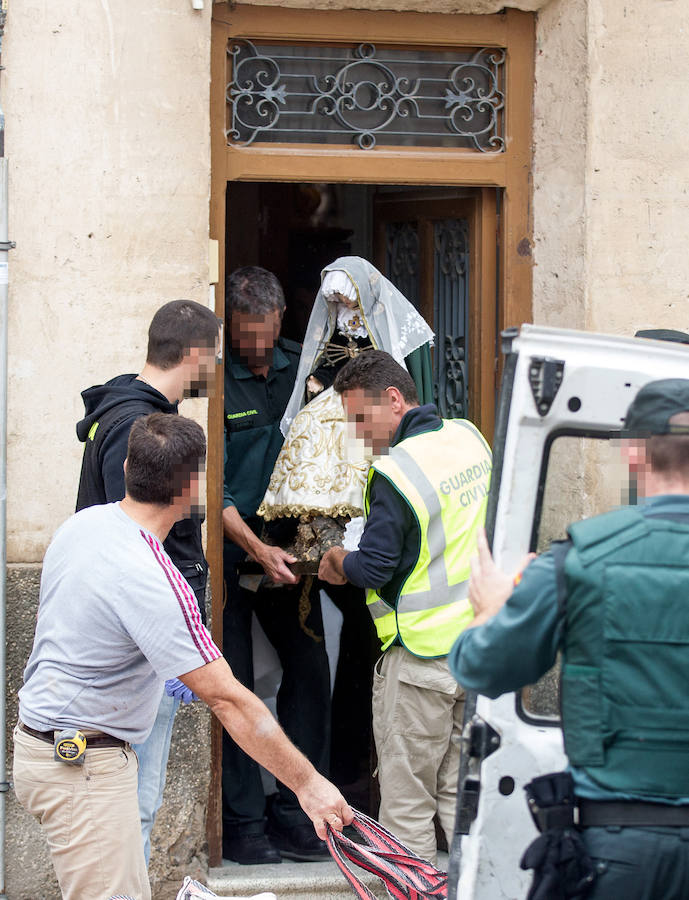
[208,2,534,866]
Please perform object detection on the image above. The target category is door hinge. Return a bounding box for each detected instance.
[528,356,564,417]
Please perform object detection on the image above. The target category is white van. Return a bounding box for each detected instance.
[448,325,689,899]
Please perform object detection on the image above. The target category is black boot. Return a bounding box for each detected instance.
[222,832,282,865]
[267,822,331,862]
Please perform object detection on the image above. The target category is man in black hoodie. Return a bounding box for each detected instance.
[75,299,220,864]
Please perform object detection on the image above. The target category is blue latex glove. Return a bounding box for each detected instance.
[164,678,198,704]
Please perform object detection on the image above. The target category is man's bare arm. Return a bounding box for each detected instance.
[180,657,352,838]
[222,505,298,584]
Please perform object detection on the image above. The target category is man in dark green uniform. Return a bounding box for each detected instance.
[451,379,689,899]
[222,266,331,865]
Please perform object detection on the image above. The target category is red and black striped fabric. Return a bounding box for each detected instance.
[326,810,448,900]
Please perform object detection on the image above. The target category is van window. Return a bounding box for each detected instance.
[519,434,629,723]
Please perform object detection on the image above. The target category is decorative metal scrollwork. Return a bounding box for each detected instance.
[439,336,467,419]
[435,219,468,280]
[386,222,420,309]
[227,41,505,152]
[433,219,470,419]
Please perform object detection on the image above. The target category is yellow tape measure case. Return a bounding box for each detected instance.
[54,729,87,765]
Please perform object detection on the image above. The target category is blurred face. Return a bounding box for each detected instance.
[342,387,397,455]
[182,334,221,398]
[230,309,282,369]
[329,291,359,310]
[174,463,206,519]
[618,437,649,498]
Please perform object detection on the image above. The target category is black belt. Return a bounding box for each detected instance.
[578,798,689,828]
[19,721,126,749]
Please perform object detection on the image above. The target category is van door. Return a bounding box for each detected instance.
[449,324,689,899]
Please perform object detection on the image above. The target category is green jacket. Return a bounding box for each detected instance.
[223,337,301,522]
[562,505,689,798]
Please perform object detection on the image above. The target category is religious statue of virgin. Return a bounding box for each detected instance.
[257,256,434,564]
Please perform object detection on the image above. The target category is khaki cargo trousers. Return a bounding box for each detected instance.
[13,724,150,900]
[372,646,465,865]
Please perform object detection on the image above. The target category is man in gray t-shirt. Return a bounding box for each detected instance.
[19,501,218,744]
[14,413,351,900]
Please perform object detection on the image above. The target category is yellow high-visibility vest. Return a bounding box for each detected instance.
[364,419,491,658]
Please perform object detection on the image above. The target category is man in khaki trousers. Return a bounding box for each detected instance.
[319,351,490,864]
[14,413,351,900]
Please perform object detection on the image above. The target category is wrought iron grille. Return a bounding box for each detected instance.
[385,222,420,309]
[226,41,505,152]
[434,218,469,419]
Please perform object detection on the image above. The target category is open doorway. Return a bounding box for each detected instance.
[226,181,497,433]
[227,182,372,345]
[222,179,499,839]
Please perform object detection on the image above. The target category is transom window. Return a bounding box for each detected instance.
[226,41,505,151]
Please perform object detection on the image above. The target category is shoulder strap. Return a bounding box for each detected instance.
[551,539,573,618]
[644,511,689,525]
[568,506,647,565]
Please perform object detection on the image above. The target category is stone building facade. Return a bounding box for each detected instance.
[4,0,689,896]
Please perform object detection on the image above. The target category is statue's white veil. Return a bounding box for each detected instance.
[281,256,434,435]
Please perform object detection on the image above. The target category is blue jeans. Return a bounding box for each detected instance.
[132,691,180,865]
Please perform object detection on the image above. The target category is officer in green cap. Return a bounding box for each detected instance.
[451,378,689,899]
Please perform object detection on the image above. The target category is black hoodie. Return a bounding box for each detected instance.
[76,374,208,613]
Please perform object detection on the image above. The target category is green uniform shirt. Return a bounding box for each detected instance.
[223,337,301,522]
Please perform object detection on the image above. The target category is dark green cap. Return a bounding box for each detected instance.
[624,379,689,435]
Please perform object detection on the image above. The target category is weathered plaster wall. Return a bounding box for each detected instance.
[6,3,688,554]
[532,0,588,330]
[586,0,689,337]
[4,1,213,562]
[533,0,689,338]
[220,0,549,11]
[531,0,689,528]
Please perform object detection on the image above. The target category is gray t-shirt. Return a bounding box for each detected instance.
[19,503,221,743]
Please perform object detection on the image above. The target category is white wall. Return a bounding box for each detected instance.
[5,1,212,561]
[533,0,689,338]
[532,0,588,329]
[586,0,689,336]
[7,0,689,561]
[227,0,548,10]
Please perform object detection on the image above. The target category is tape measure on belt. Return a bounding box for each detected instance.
[54,729,87,765]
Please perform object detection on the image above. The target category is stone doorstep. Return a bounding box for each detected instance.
[207,858,388,899]
[207,851,448,899]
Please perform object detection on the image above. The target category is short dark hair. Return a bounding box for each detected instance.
[648,412,689,480]
[333,350,419,405]
[146,300,220,370]
[226,266,286,317]
[125,413,206,506]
